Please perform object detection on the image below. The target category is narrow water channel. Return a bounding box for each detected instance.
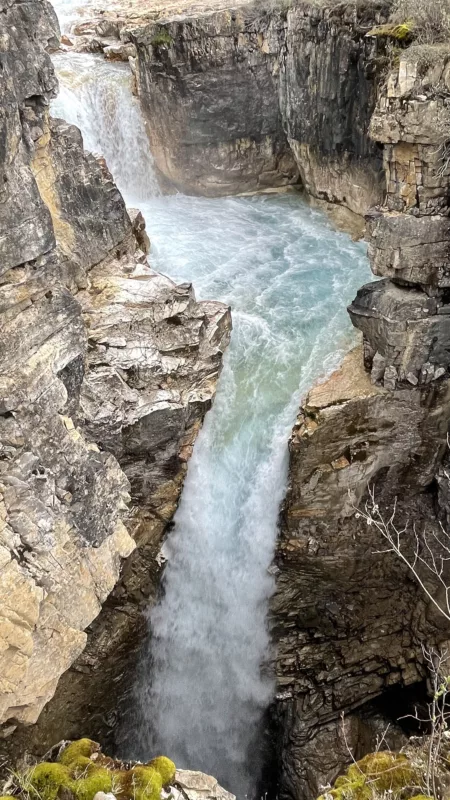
[51,41,371,798]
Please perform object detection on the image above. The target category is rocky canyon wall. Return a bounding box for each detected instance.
[120,0,389,210]
[272,46,450,800]
[0,0,230,756]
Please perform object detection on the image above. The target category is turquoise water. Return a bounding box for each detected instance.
[132,192,369,795]
[52,50,370,797]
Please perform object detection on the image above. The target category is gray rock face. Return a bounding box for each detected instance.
[129,8,299,196]
[126,0,388,210]
[0,0,230,749]
[348,280,450,386]
[272,48,450,800]
[0,0,58,271]
[280,2,387,214]
[367,213,450,289]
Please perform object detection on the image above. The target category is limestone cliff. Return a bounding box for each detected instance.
[0,0,230,748]
[271,45,450,800]
[61,0,388,211]
[120,0,387,209]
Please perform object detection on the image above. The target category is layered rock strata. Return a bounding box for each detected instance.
[124,0,388,205]
[0,0,230,752]
[272,48,450,800]
[81,0,389,208]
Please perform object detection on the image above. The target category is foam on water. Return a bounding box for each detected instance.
[52,51,371,797]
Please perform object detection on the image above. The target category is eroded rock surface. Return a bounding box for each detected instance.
[128,7,299,196]
[0,0,230,750]
[117,0,388,208]
[272,46,450,800]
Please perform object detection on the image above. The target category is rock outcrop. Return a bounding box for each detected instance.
[271,45,450,800]
[128,6,299,196]
[0,0,230,751]
[117,0,388,208]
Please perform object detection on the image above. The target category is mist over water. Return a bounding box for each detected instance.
[53,49,371,797]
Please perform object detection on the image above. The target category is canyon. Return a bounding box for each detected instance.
[1,2,450,800]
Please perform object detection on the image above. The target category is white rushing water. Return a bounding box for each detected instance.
[52,50,371,797]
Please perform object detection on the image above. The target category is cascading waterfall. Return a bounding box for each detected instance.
[52,39,371,798]
[52,53,159,201]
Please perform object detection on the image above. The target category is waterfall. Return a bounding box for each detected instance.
[52,53,159,202]
[52,40,371,798]
[120,194,370,797]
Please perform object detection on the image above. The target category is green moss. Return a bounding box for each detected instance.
[0,796,17,800]
[73,766,113,800]
[129,766,162,800]
[409,796,435,800]
[146,757,176,787]
[318,752,420,800]
[110,768,129,797]
[151,29,173,47]
[59,739,98,766]
[367,22,414,40]
[28,762,74,800]
[68,757,94,778]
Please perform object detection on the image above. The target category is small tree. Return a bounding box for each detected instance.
[355,488,450,796]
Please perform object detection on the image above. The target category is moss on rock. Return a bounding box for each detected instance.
[129,766,163,800]
[8,739,175,800]
[319,751,421,800]
[409,796,435,800]
[146,757,176,787]
[367,22,414,40]
[67,757,94,778]
[73,766,113,800]
[58,739,99,766]
[28,762,74,800]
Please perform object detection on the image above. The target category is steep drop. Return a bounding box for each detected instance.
[52,49,371,797]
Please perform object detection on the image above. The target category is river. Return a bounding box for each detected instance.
[51,36,370,798]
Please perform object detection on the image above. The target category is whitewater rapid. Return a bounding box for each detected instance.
[51,49,371,797]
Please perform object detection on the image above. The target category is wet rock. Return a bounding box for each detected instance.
[128,8,299,196]
[104,42,136,60]
[128,208,150,254]
[281,2,387,215]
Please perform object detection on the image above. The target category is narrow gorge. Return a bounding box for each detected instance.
[2,3,450,800]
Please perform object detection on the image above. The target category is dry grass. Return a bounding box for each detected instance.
[390,0,450,44]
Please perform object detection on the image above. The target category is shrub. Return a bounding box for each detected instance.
[151,29,173,47]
